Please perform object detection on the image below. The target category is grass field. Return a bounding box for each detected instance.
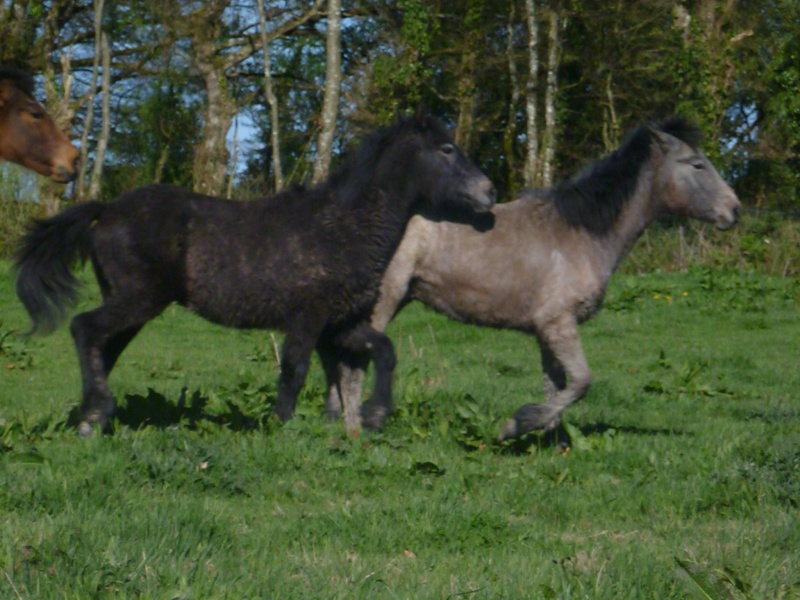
[1,261,798,599]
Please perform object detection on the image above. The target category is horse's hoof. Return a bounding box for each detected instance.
[274,404,294,423]
[500,403,562,439]
[343,413,362,438]
[360,402,389,431]
[498,418,519,441]
[78,421,94,437]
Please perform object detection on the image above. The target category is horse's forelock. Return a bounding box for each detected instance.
[0,65,34,97]
[657,116,703,149]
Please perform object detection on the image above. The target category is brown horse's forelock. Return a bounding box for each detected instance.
[551,116,701,235]
[0,65,35,97]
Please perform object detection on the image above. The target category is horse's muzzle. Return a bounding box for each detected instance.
[53,156,79,183]
[715,197,742,230]
[468,178,497,212]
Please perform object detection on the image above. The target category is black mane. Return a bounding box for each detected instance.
[325,112,448,206]
[0,65,34,97]
[550,116,701,234]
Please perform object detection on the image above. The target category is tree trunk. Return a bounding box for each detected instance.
[524,0,539,188]
[312,0,342,185]
[40,55,75,215]
[178,0,236,197]
[256,0,285,192]
[454,39,477,154]
[602,70,619,152]
[503,1,521,194]
[454,77,476,153]
[154,145,170,184]
[190,41,236,197]
[37,1,77,215]
[226,112,238,199]
[541,9,561,188]
[77,0,104,202]
[88,31,110,200]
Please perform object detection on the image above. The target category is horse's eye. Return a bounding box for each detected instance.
[692,162,704,170]
[439,143,455,155]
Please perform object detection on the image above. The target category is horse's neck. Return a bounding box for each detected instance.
[604,169,660,272]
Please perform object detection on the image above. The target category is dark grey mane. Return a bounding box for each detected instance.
[327,112,448,207]
[0,65,35,96]
[551,116,701,234]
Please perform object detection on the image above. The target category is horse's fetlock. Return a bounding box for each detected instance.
[361,401,389,431]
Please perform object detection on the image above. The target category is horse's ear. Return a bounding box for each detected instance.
[648,126,678,155]
[413,105,429,129]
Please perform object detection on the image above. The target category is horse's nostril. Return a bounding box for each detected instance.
[56,164,78,182]
[733,206,741,221]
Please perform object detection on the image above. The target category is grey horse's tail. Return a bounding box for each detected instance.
[14,201,104,335]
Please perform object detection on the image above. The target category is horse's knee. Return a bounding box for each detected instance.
[572,371,592,400]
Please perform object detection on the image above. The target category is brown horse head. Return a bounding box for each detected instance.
[0,66,79,183]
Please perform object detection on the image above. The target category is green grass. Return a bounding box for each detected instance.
[1,261,798,599]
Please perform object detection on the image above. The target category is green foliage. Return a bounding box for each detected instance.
[364,0,439,124]
[0,323,37,370]
[0,198,43,259]
[619,215,800,277]
[675,557,751,600]
[103,82,201,201]
[0,164,46,257]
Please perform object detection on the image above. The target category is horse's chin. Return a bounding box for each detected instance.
[51,167,78,183]
[35,160,77,183]
[714,215,738,231]
[464,194,496,213]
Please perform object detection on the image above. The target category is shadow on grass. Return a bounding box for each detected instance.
[500,421,688,455]
[67,387,272,433]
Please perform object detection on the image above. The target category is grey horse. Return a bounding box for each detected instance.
[324,117,741,439]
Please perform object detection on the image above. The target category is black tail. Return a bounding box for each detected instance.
[14,201,105,334]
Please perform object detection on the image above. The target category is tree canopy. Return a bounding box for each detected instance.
[2,0,797,211]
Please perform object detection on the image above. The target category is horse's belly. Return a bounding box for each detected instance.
[184,284,286,330]
[412,279,531,329]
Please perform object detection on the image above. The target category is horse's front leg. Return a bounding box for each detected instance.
[319,339,368,433]
[498,319,591,440]
[330,224,423,432]
[332,324,397,431]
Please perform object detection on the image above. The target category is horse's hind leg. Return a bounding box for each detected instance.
[498,319,591,440]
[102,325,143,375]
[540,345,567,405]
[71,301,164,436]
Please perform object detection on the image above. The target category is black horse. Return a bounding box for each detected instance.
[14,108,496,435]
